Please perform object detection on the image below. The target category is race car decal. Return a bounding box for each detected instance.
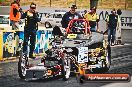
[78,47,88,63]
[67,34,77,39]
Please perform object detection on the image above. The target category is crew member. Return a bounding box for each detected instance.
[83,10,87,18]
[10,0,21,30]
[84,7,99,32]
[21,2,41,59]
[61,4,82,29]
[106,8,119,46]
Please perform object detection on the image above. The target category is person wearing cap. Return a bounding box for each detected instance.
[83,10,87,18]
[21,2,41,59]
[61,4,82,29]
[84,7,99,32]
[10,0,21,30]
[106,8,119,46]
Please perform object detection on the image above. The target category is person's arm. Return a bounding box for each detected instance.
[96,22,99,31]
[61,13,67,28]
[96,14,100,31]
[83,13,87,19]
[78,13,83,19]
[105,14,109,29]
[21,11,27,19]
[107,18,109,29]
[33,12,41,22]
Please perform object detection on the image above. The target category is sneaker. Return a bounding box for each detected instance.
[29,54,35,59]
[111,43,115,46]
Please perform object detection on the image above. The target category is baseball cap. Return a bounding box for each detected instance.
[117,9,122,15]
[111,8,116,13]
[69,4,77,9]
[30,2,36,9]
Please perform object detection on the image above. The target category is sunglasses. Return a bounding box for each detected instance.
[71,9,76,11]
[91,9,95,10]
[31,7,36,9]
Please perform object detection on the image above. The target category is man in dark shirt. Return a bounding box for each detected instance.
[61,4,82,29]
[21,2,41,59]
[106,9,118,46]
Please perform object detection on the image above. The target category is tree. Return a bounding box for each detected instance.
[90,0,99,8]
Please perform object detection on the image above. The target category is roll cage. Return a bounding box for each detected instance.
[66,19,90,35]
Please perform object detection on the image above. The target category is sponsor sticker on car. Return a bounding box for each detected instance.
[78,47,88,63]
[88,65,100,69]
[67,34,77,39]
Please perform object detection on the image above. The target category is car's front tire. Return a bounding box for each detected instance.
[102,45,111,72]
[61,58,71,81]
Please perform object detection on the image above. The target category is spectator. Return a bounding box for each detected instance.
[106,8,119,46]
[83,10,87,18]
[9,0,21,30]
[21,2,41,59]
[84,7,99,32]
[61,4,82,29]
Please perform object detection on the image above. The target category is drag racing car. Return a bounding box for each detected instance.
[18,19,111,81]
[60,19,111,73]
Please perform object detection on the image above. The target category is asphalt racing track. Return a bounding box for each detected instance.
[0,38,132,87]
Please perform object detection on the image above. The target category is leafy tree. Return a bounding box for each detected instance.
[0,0,4,3]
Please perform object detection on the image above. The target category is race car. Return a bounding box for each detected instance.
[18,19,111,81]
[18,36,71,81]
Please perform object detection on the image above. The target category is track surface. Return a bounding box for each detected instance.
[0,43,132,87]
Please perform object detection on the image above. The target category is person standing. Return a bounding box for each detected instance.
[84,7,99,32]
[21,2,41,59]
[116,9,123,45]
[9,0,22,30]
[61,4,82,29]
[106,8,119,46]
[83,10,87,18]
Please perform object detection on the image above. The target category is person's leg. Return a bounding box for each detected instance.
[23,29,30,54]
[11,21,15,30]
[11,21,19,30]
[14,22,19,30]
[108,27,111,45]
[90,26,96,32]
[111,28,116,44]
[10,20,13,26]
[29,30,36,58]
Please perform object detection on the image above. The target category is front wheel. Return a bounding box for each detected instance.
[102,46,111,72]
[18,52,28,79]
[61,58,71,81]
